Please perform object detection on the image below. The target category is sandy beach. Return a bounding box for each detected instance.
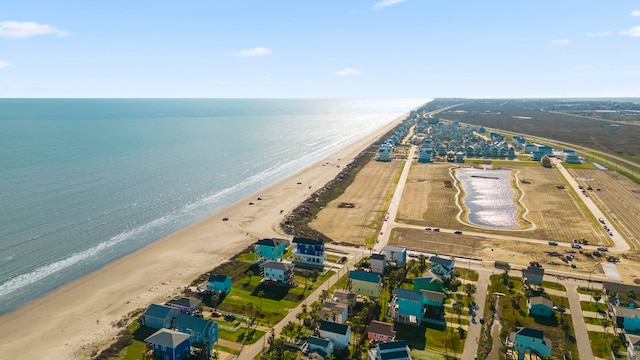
[0,113,408,359]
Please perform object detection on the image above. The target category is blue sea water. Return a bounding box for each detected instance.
[0,98,426,315]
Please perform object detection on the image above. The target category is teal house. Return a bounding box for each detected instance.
[508,327,552,359]
[390,288,426,325]
[527,296,553,317]
[412,270,444,292]
[173,314,218,358]
[207,274,232,295]
[254,238,289,261]
[613,306,640,332]
[144,328,190,360]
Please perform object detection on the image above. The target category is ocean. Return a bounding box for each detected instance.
[0,98,426,315]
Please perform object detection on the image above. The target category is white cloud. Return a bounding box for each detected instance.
[0,21,68,38]
[0,60,11,68]
[227,47,272,57]
[551,38,570,45]
[631,10,640,16]
[587,31,611,37]
[621,25,640,37]
[373,0,407,10]
[333,68,362,76]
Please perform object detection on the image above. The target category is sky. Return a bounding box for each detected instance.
[1,1,640,98]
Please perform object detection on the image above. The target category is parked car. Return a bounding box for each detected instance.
[571,243,582,249]
[433,228,440,232]
[597,247,609,252]
[548,241,558,246]
[425,227,432,231]
[454,230,463,235]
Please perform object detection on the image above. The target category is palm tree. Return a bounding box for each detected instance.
[258,290,265,309]
[464,283,476,302]
[453,302,464,324]
[593,293,602,317]
[246,270,254,285]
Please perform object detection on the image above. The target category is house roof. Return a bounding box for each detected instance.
[260,261,292,271]
[367,320,396,337]
[421,290,445,302]
[625,333,640,347]
[292,237,323,246]
[516,327,544,339]
[322,301,347,313]
[144,304,178,319]
[145,328,190,348]
[613,305,640,318]
[523,265,544,276]
[381,350,410,360]
[371,253,386,261]
[307,336,332,348]
[430,256,454,268]
[603,281,640,295]
[378,340,407,351]
[413,275,439,286]
[528,296,553,307]
[256,238,289,247]
[393,288,423,302]
[349,270,380,283]
[166,297,201,309]
[173,314,215,334]
[319,320,349,335]
[208,274,231,283]
[332,290,355,301]
[382,245,406,254]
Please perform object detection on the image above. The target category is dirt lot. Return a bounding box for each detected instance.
[570,168,640,251]
[309,160,402,246]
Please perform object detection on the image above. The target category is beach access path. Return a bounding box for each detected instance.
[0,108,416,359]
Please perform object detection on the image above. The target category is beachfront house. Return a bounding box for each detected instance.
[522,265,544,288]
[304,336,335,359]
[376,144,393,162]
[368,340,412,360]
[412,270,444,292]
[319,320,351,348]
[207,274,232,295]
[349,270,382,298]
[144,328,190,360]
[430,256,455,279]
[291,237,325,269]
[382,245,406,268]
[527,296,554,318]
[320,301,349,324]
[260,261,294,285]
[370,253,386,274]
[166,297,201,314]
[508,327,552,359]
[367,320,397,343]
[143,304,179,329]
[254,238,290,262]
[390,288,426,325]
[613,305,640,332]
[173,314,218,358]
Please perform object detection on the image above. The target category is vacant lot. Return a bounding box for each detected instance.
[570,168,640,251]
[310,160,402,246]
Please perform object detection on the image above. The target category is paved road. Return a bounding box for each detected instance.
[552,158,629,252]
[562,279,595,360]
[461,267,492,360]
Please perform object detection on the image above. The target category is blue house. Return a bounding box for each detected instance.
[390,288,426,325]
[144,328,190,360]
[207,274,232,295]
[377,144,393,162]
[508,327,551,359]
[527,296,553,317]
[418,147,433,163]
[382,245,406,268]
[430,256,455,279]
[143,304,179,329]
[613,306,640,332]
[173,314,218,358]
[522,265,544,288]
[260,261,294,284]
[254,238,290,261]
[348,270,381,298]
[291,237,325,268]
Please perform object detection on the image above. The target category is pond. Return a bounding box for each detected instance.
[456,168,518,228]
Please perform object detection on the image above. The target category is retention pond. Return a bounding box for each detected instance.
[456,168,518,228]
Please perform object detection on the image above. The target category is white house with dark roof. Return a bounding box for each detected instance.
[368,340,412,360]
[430,256,455,279]
[260,261,294,285]
[522,265,544,287]
[166,297,201,314]
[319,320,351,348]
[370,253,386,274]
[304,336,334,359]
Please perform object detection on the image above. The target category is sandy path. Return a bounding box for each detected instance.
[0,113,410,359]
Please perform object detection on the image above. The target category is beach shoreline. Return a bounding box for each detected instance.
[0,110,412,359]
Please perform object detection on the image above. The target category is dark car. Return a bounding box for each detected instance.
[433,228,440,232]
[548,241,558,246]
[454,230,463,235]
